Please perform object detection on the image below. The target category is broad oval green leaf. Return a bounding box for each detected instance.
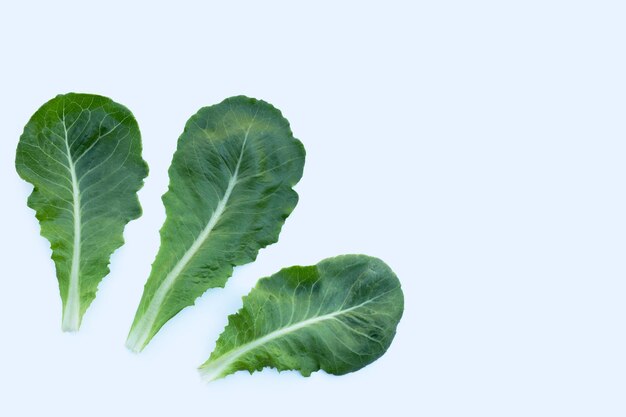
[126,96,305,352]
[198,255,404,382]
[15,93,148,331]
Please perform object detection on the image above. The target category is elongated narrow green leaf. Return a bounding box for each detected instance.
[198,255,404,382]
[126,96,305,352]
[15,93,148,331]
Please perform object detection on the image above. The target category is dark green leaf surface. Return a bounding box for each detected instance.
[199,255,404,382]
[127,96,305,352]
[15,93,148,331]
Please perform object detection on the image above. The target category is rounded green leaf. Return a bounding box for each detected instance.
[127,96,305,352]
[199,255,404,382]
[15,93,148,331]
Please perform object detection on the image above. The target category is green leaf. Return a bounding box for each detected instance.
[198,255,404,382]
[15,93,148,331]
[126,96,305,352]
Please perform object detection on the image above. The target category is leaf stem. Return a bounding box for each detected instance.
[61,111,82,332]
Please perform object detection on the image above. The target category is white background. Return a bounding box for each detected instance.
[0,1,624,416]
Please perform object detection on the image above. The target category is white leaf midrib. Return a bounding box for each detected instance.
[61,111,82,332]
[198,296,378,382]
[126,125,252,352]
